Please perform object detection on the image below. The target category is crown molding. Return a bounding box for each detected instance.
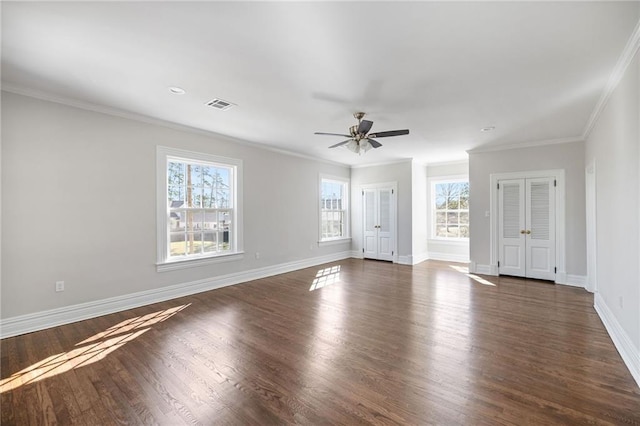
[1,83,348,168]
[349,158,413,169]
[425,159,469,167]
[583,17,640,139]
[466,136,584,155]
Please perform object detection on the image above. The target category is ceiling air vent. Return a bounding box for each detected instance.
[205,98,235,111]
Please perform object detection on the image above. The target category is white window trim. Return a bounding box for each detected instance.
[156,146,244,272]
[429,175,469,242]
[318,238,351,247]
[318,174,351,244]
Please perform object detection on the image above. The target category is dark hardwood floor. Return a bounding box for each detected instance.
[2,259,639,425]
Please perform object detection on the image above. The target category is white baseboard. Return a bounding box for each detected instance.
[350,250,364,259]
[594,293,640,388]
[470,262,497,275]
[412,252,430,265]
[350,251,411,265]
[0,251,353,339]
[426,252,469,263]
[556,273,587,289]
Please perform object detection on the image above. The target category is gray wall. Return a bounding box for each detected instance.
[411,162,428,261]
[585,50,639,350]
[1,92,351,319]
[468,141,587,276]
[426,161,468,178]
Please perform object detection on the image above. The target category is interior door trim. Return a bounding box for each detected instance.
[489,169,566,283]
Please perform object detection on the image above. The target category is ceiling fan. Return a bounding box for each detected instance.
[314,112,410,155]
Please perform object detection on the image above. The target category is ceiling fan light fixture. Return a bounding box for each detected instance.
[360,140,373,154]
[346,139,360,154]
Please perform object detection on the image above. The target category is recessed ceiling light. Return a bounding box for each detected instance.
[168,86,186,95]
[481,126,495,132]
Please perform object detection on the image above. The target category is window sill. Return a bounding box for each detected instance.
[429,238,469,245]
[157,251,244,272]
[318,237,352,247]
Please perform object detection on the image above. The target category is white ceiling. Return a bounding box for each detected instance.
[2,1,639,166]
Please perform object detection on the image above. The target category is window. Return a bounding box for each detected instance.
[433,180,469,239]
[320,176,349,242]
[157,147,243,270]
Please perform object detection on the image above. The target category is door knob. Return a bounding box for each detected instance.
[520,230,526,234]
[526,230,531,234]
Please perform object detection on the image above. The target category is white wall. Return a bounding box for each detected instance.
[426,161,470,262]
[1,92,351,322]
[585,49,639,358]
[350,161,413,263]
[468,141,586,277]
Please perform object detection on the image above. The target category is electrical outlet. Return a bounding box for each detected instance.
[55,281,65,292]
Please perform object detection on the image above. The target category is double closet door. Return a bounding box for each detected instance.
[498,177,555,280]
[363,186,395,261]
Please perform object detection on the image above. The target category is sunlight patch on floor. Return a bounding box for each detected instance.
[449,265,496,286]
[0,304,190,393]
[310,265,341,291]
[76,304,189,345]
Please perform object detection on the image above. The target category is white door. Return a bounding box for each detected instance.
[363,187,395,261]
[498,179,526,277]
[498,177,555,280]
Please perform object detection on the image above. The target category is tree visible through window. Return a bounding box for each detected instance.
[434,181,469,238]
[167,159,234,258]
[320,178,349,240]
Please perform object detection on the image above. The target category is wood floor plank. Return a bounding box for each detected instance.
[2,259,640,425]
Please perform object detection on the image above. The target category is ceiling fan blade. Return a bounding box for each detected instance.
[368,129,409,138]
[367,138,382,148]
[315,132,352,137]
[329,139,353,148]
[357,119,373,135]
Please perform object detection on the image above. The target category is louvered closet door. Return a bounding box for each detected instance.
[498,177,556,280]
[499,179,526,277]
[525,178,555,280]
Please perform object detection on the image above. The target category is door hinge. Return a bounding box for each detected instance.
[362,248,365,253]
[554,179,557,187]
[497,261,500,267]
[392,189,394,195]
[392,251,394,256]
[362,190,364,196]
[554,267,557,273]
[497,183,500,190]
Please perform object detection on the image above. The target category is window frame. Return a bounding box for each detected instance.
[430,176,469,241]
[156,146,243,272]
[318,175,351,245]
